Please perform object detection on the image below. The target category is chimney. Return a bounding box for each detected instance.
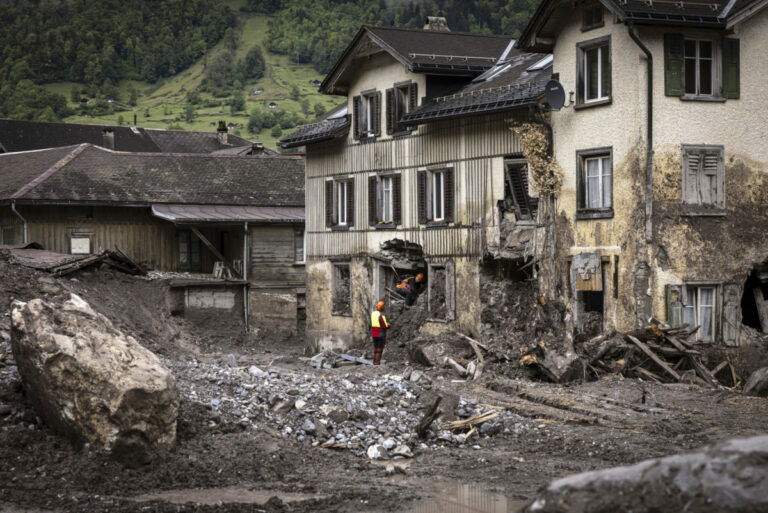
[423,16,450,31]
[217,120,228,145]
[252,142,264,154]
[102,128,115,150]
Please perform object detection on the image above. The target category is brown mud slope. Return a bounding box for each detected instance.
[2,251,768,512]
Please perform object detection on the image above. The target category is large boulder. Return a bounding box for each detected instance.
[11,293,178,466]
[744,367,768,397]
[523,436,768,513]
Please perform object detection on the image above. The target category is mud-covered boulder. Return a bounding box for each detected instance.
[744,367,768,397]
[523,436,768,513]
[10,293,178,466]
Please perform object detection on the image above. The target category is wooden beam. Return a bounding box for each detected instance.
[189,226,242,279]
[626,335,681,382]
[688,355,720,388]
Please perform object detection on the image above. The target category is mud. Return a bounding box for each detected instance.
[2,250,768,512]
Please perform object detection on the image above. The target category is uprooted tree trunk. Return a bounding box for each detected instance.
[11,293,179,467]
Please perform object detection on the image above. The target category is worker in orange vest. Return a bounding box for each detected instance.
[396,272,425,306]
[370,300,390,365]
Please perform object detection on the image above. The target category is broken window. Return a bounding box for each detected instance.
[742,264,768,335]
[177,230,202,272]
[352,90,381,140]
[504,160,537,222]
[576,148,612,218]
[571,252,605,337]
[294,227,305,264]
[577,36,611,106]
[666,283,719,342]
[428,261,455,321]
[368,174,402,226]
[386,81,417,135]
[417,168,454,224]
[332,263,352,316]
[682,145,725,211]
[664,34,739,99]
[582,2,604,31]
[325,178,355,228]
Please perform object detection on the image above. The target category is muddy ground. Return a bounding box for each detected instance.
[2,251,768,512]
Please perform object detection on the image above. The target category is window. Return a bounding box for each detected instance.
[664,34,739,99]
[582,3,604,31]
[332,263,351,316]
[177,230,202,271]
[576,148,612,218]
[682,145,725,212]
[294,227,305,264]
[504,160,537,222]
[666,284,720,342]
[352,90,381,140]
[368,174,402,226]
[576,36,611,106]
[70,234,91,255]
[418,168,454,224]
[325,179,355,228]
[386,82,418,135]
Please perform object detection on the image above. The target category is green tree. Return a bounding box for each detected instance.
[290,85,300,101]
[300,98,311,115]
[229,91,246,113]
[129,88,138,107]
[117,114,125,125]
[183,104,196,122]
[313,102,327,117]
[270,125,283,138]
[70,86,81,104]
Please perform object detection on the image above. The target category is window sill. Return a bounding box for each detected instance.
[358,135,377,143]
[574,97,612,110]
[374,223,397,230]
[681,208,726,217]
[576,209,614,220]
[425,221,449,229]
[331,312,352,318]
[331,225,350,231]
[391,129,413,138]
[680,95,727,103]
[293,262,306,267]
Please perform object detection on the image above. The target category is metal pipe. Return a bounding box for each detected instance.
[627,23,654,243]
[11,201,28,244]
[243,221,249,332]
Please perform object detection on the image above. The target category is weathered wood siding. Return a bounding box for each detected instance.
[305,112,522,259]
[249,224,305,284]
[0,206,22,244]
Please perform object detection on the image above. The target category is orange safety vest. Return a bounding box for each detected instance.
[396,276,415,292]
[371,310,389,338]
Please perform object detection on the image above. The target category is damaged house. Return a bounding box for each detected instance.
[516,0,768,343]
[279,18,552,350]
[0,144,305,335]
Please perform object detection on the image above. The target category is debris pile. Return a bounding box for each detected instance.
[11,247,147,276]
[579,323,739,388]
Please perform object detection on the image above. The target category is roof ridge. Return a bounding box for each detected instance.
[10,143,91,199]
[367,25,512,38]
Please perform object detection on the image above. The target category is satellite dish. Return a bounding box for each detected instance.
[545,79,566,110]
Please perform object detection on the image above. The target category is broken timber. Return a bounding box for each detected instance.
[416,396,442,438]
[626,335,681,382]
[339,354,373,366]
[189,226,242,279]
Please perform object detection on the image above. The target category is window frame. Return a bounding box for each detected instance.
[430,170,446,222]
[331,262,352,317]
[683,38,718,98]
[576,147,613,219]
[177,229,202,272]
[683,284,719,342]
[336,180,349,226]
[294,227,305,264]
[681,144,725,215]
[576,35,612,109]
[581,2,605,32]
[380,175,394,224]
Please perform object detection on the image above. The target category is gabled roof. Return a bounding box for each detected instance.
[517,0,765,52]
[321,25,515,95]
[0,144,304,207]
[279,103,350,149]
[401,52,551,125]
[0,119,255,155]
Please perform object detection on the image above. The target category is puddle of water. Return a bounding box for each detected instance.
[410,482,528,513]
[127,487,325,505]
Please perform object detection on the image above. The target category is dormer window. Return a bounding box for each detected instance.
[352,90,381,141]
[582,3,604,31]
[386,82,418,135]
[664,34,739,100]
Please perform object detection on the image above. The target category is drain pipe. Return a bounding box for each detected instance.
[243,221,249,332]
[627,23,654,243]
[11,201,28,244]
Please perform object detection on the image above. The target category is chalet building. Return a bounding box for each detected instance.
[517,1,768,343]
[280,19,551,350]
[0,118,274,155]
[0,144,305,335]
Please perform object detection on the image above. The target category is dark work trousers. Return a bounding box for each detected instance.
[405,284,422,306]
[372,336,385,365]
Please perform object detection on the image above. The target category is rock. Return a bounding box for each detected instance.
[295,399,307,410]
[392,444,413,458]
[10,294,178,467]
[0,404,12,416]
[248,365,268,378]
[521,345,586,383]
[302,419,316,434]
[366,444,388,460]
[226,354,237,367]
[382,438,396,450]
[523,436,768,513]
[0,329,10,343]
[744,367,768,397]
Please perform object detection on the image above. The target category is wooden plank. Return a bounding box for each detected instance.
[710,360,729,377]
[416,396,442,438]
[189,226,242,279]
[626,335,681,381]
[633,366,664,384]
[667,334,694,350]
[687,356,720,388]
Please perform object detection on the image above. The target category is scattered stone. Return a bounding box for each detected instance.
[302,419,316,434]
[366,444,388,460]
[744,367,768,397]
[382,438,396,450]
[0,404,12,416]
[10,294,178,466]
[392,445,413,458]
[248,365,268,378]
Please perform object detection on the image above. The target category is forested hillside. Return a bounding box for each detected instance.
[248,0,539,73]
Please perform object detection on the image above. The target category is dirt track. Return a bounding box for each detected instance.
[2,254,768,512]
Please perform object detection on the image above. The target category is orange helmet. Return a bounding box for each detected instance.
[416,273,425,282]
[376,301,386,311]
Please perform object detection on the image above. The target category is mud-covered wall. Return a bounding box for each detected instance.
[420,257,481,338]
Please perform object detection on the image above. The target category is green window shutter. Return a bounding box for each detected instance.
[392,174,402,226]
[722,38,740,99]
[417,170,427,224]
[368,176,378,226]
[352,96,361,140]
[325,180,334,227]
[385,88,394,135]
[664,33,685,97]
[666,284,683,327]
